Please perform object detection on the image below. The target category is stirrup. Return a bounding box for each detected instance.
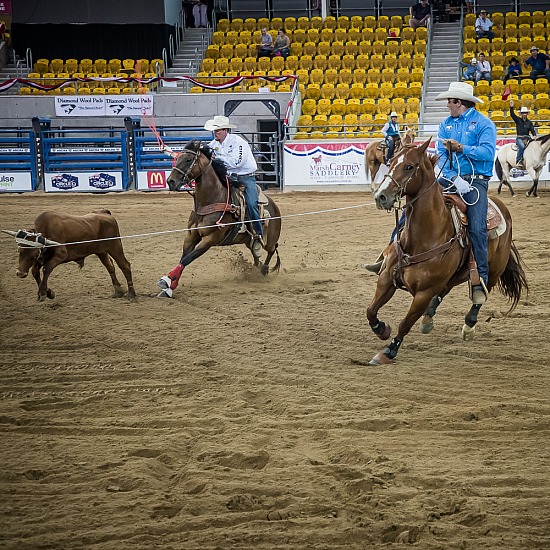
[251,235,263,255]
[470,281,488,305]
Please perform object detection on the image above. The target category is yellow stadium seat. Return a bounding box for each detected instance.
[348,27,361,42]
[297,114,312,131]
[491,80,505,96]
[358,41,372,56]
[394,82,408,99]
[489,97,505,112]
[410,68,423,83]
[314,55,329,70]
[535,79,549,94]
[335,27,347,41]
[312,114,328,131]
[331,41,345,56]
[64,59,78,74]
[349,84,364,100]
[230,18,243,32]
[353,68,367,84]
[405,112,419,126]
[328,114,343,132]
[344,113,359,133]
[34,58,49,74]
[381,68,395,83]
[335,83,350,99]
[320,83,335,100]
[359,113,374,132]
[476,80,490,96]
[520,79,534,95]
[305,83,321,100]
[341,55,355,70]
[299,55,313,70]
[521,94,535,110]
[361,28,374,42]
[316,98,332,116]
[366,68,381,83]
[379,82,394,99]
[285,55,299,71]
[302,98,316,115]
[272,56,285,71]
[310,16,323,30]
[307,28,320,43]
[330,98,345,116]
[216,57,230,73]
[384,55,397,70]
[345,40,359,57]
[362,99,376,115]
[370,54,384,70]
[409,82,422,98]
[405,97,420,114]
[205,45,219,59]
[365,82,379,99]
[492,65,504,80]
[347,98,361,114]
[233,43,247,58]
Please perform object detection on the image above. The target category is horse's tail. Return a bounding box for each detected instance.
[270,243,281,274]
[495,156,503,181]
[497,240,528,313]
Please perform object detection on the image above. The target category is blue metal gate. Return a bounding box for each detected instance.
[0,129,38,192]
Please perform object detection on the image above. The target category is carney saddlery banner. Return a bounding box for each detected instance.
[283,142,369,188]
[54,95,153,117]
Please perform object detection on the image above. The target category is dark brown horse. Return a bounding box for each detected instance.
[366,138,528,365]
[364,127,416,191]
[156,140,282,298]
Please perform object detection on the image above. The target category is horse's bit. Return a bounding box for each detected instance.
[171,150,204,185]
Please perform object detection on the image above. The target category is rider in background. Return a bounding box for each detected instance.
[435,82,496,305]
[382,112,400,165]
[509,99,536,169]
[204,115,263,254]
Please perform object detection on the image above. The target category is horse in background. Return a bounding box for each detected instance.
[364,127,416,191]
[156,140,282,298]
[495,134,550,198]
[366,138,528,365]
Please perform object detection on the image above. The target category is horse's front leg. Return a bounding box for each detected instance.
[462,303,482,341]
[370,290,436,365]
[419,287,452,334]
[366,269,397,342]
[156,228,202,298]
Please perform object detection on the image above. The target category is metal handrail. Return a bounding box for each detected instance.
[162,48,168,75]
[169,34,175,63]
[26,47,32,75]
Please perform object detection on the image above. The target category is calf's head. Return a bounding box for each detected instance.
[16,246,40,277]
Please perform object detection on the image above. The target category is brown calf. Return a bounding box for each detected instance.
[15,209,136,301]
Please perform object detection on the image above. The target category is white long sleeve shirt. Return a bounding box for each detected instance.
[207,133,257,176]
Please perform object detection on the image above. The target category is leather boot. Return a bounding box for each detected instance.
[471,283,488,305]
[362,252,384,274]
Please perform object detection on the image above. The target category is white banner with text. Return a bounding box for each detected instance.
[54,95,153,117]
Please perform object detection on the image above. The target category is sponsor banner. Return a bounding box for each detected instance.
[284,139,550,188]
[0,172,33,192]
[55,95,153,117]
[44,171,124,192]
[283,142,369,187]
[0,147,31,153]
[136,170,170,190]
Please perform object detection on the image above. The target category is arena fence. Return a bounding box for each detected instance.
[0,128,38,192]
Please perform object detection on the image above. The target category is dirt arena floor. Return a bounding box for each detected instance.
[1,188,549,549]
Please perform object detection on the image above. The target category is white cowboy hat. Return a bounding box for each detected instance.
[520,106,529,113]
[390,111,398,117]
[204,115,237,131]
[471,57,477,64]
[435,81,483,104]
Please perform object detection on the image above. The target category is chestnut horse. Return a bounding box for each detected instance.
[156,140,282,298]
[366,138,528,365]
[364,127,416,191]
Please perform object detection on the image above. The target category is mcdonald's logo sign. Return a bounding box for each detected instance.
[147,171,167,189]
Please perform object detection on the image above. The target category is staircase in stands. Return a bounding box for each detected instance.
[160,27,211,93]
[420,21,463,134]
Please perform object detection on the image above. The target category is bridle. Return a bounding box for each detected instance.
[171,149,211,186]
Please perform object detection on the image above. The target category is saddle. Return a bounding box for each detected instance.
[230,183,270,234]
[444,194,507,243]
[376,137,401,153]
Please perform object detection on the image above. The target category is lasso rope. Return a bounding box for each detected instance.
[16,200,378,249]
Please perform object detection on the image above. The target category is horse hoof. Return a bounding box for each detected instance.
[369,352,393,366]
[420,315,434,334]
[37,294,46,302]
[156,276,170,290]
[113,288,125,298]
[462,323,475,341]
[379,323,391,340]
[526,191,531,197]
[46,289,55,299]
[156,288,173,299]
[260,264,269,276]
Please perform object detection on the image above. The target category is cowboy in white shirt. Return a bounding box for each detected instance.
[475,10,494,40]
[205,115,263,253]
[475,52,491,83]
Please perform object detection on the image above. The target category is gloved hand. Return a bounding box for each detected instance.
[453,175,473,195]
[443,139,463,153]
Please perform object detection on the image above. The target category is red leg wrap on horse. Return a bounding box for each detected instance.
[167,264,185,289]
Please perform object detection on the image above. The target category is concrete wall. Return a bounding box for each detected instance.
[0,92,293,133]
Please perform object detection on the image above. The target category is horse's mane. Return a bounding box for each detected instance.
[535,133,550,146]
[186,141,228,182]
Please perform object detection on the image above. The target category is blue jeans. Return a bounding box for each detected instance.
[237,174,263,236]
[476,30,494,41]
[385,136,397,163]
[515,137,525,164]
[390,177,489,285]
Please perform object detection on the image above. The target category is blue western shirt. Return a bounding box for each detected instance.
[437,107,496,179]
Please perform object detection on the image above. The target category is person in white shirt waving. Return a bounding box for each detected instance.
[205,115,263,254]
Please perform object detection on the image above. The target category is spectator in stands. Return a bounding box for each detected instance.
[273,29,291,59]
[205,115,264,254]
[475,10,494,41]
[475,52,491,83]
[509,100,536,169]
[524,46,550,80]
[409,0,431,30]
[460,57,478,81]
[192,0,208,28]
[504,57,522,83]
[257,27,274,58]
[382,111,401,165]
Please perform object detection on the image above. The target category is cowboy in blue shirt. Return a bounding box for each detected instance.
[364,82,495,306]
[435,81,496,305]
